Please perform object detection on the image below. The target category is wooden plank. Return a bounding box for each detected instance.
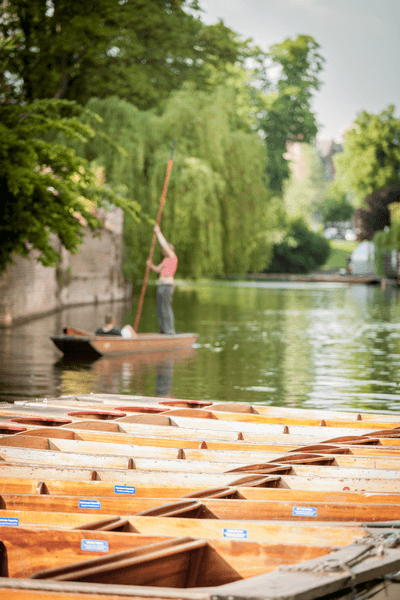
[19,427,400,457]
[0,476,398,505]
[31,395,400,425]
[0,463,398,492]
[4,435,400,473]
[0,510,371,545]
[0,526,335,580]
[0,493,399,521]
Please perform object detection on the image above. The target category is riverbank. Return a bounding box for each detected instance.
[245,272,386,285]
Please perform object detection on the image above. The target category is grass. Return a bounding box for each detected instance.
[321,239,358,271]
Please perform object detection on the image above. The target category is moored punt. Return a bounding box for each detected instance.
[1,410,397,440]
[5,433,400,472]
[1,475,400,505]
[4,400,400,434]
[3,440,400,477]
[0,509,375,544]
[0,527,399,600]
[0,492,399,522]
[0,526,336,579]
[29,393,400,426]
[0,464,398,492]
[17,426,400,456]
[51,332,199,358]
[5,434,400,473]
[0,396,400,600]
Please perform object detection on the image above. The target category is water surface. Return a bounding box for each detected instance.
[1,280,400,412]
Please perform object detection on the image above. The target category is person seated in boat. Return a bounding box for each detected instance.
[95,316,137,338]
[146,224,177,335]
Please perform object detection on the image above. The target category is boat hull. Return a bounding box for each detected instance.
[51,332,199,357]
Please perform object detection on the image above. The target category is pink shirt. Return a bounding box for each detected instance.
[160,255,178,278]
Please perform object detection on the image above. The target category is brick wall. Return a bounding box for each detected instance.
[0,207,130,326]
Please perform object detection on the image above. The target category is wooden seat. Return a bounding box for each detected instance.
[135,499,204,518]
[30,537,211,587]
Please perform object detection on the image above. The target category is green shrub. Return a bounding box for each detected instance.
[265,219,331,273]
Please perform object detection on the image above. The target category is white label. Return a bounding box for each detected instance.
[293,506,317,517]
[114,485,136,495]
[223,528,248,539]
[0,518,19,527]
[81,540,109,552]
[79,499,101,509]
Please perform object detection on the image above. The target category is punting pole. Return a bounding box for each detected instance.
[133,138,177,333]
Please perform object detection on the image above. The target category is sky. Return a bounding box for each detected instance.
[199,0,400,142]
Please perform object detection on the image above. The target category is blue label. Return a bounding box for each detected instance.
[0,517,19,527]
[223,528,248,539]
[114,485,136,495]
[293,506,317,517]
[81,540,109,552]
[79,499,101,510]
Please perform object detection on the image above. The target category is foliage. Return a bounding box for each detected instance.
[0,98,138,272]
[2,0,264,109]
[260,35,325,193]
[77,89,279,281]
[283,143,327,224]
[265,218,330,274]
[319,194,354,225]
[334,105,400,202]
[353,185,400,241]
[373,202,400,276]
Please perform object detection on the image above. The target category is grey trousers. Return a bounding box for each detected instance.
[156,284,175,334]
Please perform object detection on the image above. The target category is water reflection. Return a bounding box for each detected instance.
[1,280,400,412]
[54,347,196,398]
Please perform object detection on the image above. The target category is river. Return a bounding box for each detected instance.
[1,280,400,412]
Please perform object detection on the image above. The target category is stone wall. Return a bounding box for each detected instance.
[0,207,130,326]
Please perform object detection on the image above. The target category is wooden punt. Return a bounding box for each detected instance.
[37,393,400,425]
[153,406,400,431]
[0,490,399,522]
[15,426,400,458]
[5,400,400,433]
[0,527,400,600]
[2,409,395,439]
[0,525,342,581]
[0,463,398,492]
[209,400,400,423]
[19,392,400,426]
[0,436,398,479]
[1,396,400,600]
[60,418,400,448]
[51,332,199,358]
[0,508,375,543]
[5,433,400,474]
[0,475,399,506]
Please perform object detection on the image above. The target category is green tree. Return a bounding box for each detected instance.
[374,202,400,275]
[335,105,400,202]
[265,218,330,274]
[78,88,278,281]
[0,98,138,273]
[2,0,262,109]
[260,35,325,193]
[319,194,354,225]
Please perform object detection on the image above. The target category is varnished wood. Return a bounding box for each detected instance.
[0,463,398,492]
[51,333,199,357]
[0,476,398,504]
[19,426,400,457]
[0,509,374,544]
[0,526,336,581]
[0,493,399,522]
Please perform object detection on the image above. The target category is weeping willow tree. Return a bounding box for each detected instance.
[80,87,277,281]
